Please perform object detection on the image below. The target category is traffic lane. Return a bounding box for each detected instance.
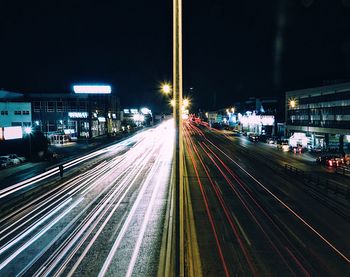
[188,133,313,276]
[0,121,173,276]
[0,142,152,274]
[0,128,155,204]
[202,129,350,245]
[199,131,350,274]
[207,128,348,186]
[185,124,344,272]
[185,125,299,275]
[0,130,149,189]
[184,135,231,276]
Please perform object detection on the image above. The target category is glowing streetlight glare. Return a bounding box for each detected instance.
[231,107,235,113]
[161,83,171,94]
[289,98,297,109]
[24,127,32,134]
[183,98,189,107]
[170,99,175,107]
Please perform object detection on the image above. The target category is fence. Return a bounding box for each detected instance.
[284,164,350,199]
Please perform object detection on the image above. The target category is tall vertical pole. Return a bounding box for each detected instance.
[173,0,184,276]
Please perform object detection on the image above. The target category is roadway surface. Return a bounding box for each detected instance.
[183,122,350,276]
[0,120,174,276]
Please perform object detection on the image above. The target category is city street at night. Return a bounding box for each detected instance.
[0,121,174,276]
[183,121,350,276]
[1,0,350,276]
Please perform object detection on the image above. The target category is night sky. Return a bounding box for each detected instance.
[1,0,350,112]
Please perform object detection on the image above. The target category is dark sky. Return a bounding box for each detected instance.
[1,0,350,112]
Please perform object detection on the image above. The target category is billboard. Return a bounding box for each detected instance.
[3,126,23,140]
[73,85,111,94]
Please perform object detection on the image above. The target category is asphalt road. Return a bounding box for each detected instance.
[0,120,174,276]
[183,122,350,276]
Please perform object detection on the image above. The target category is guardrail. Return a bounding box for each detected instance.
[336,166,350,177]
[284,164,350,199]
[284,163,350,221]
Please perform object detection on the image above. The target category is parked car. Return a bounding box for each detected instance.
[7,154,25,164]
[0,156,13,169]
[8,154,26,163]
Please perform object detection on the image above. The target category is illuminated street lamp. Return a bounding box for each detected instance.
[289,98,297,109]
[161,83,171,94]
[183,98,189,108]
[24,127,32,159]
[170,99,175,107]
[231,107,235,113]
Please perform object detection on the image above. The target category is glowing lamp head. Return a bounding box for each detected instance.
[183,98,189,107]
[289,98,297,109]
[161,83,171,94]
[170,99,175,107]
[24,127,32,134]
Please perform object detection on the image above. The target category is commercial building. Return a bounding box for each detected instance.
[0,89,121,141]
[0,102,32,128]
[285,82,350,152]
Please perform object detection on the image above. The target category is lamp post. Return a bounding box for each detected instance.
[173,0,183,275]
[24,127,32,160]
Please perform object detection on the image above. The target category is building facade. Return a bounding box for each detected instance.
[0,90,121,141]
[0,102,32,128]
[286,82,350,152]
[28,93,120,139]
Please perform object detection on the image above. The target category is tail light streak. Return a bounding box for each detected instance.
[200,126,350,265]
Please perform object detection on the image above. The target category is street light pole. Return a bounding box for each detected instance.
[173,0,184,275]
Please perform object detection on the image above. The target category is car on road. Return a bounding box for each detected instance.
[316,155,344,167]
[266,137,277,144]
[277,140,290,151]
[248,134,259,142]
[0,156,13,169]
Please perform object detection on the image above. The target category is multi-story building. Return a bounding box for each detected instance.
[285,82,350,152]
[0,102,32,128]
[28,93,120,139]
[0,90,121,140]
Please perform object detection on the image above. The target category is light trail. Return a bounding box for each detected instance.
[184,125,257,276]
[183,127,230,277]
[0,120,174,275]
[200,124,350,265]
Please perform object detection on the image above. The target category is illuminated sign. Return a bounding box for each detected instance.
[68,112,88,118]
[64,129,75,134]
[130,109,138,114]
[73,85,111,94]
[123,109,130,114]
[4,126,23,140]
[98,117,106,122]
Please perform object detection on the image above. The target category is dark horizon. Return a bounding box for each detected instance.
[1,1,350,111]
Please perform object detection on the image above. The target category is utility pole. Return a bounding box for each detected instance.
[173,0,184,276]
